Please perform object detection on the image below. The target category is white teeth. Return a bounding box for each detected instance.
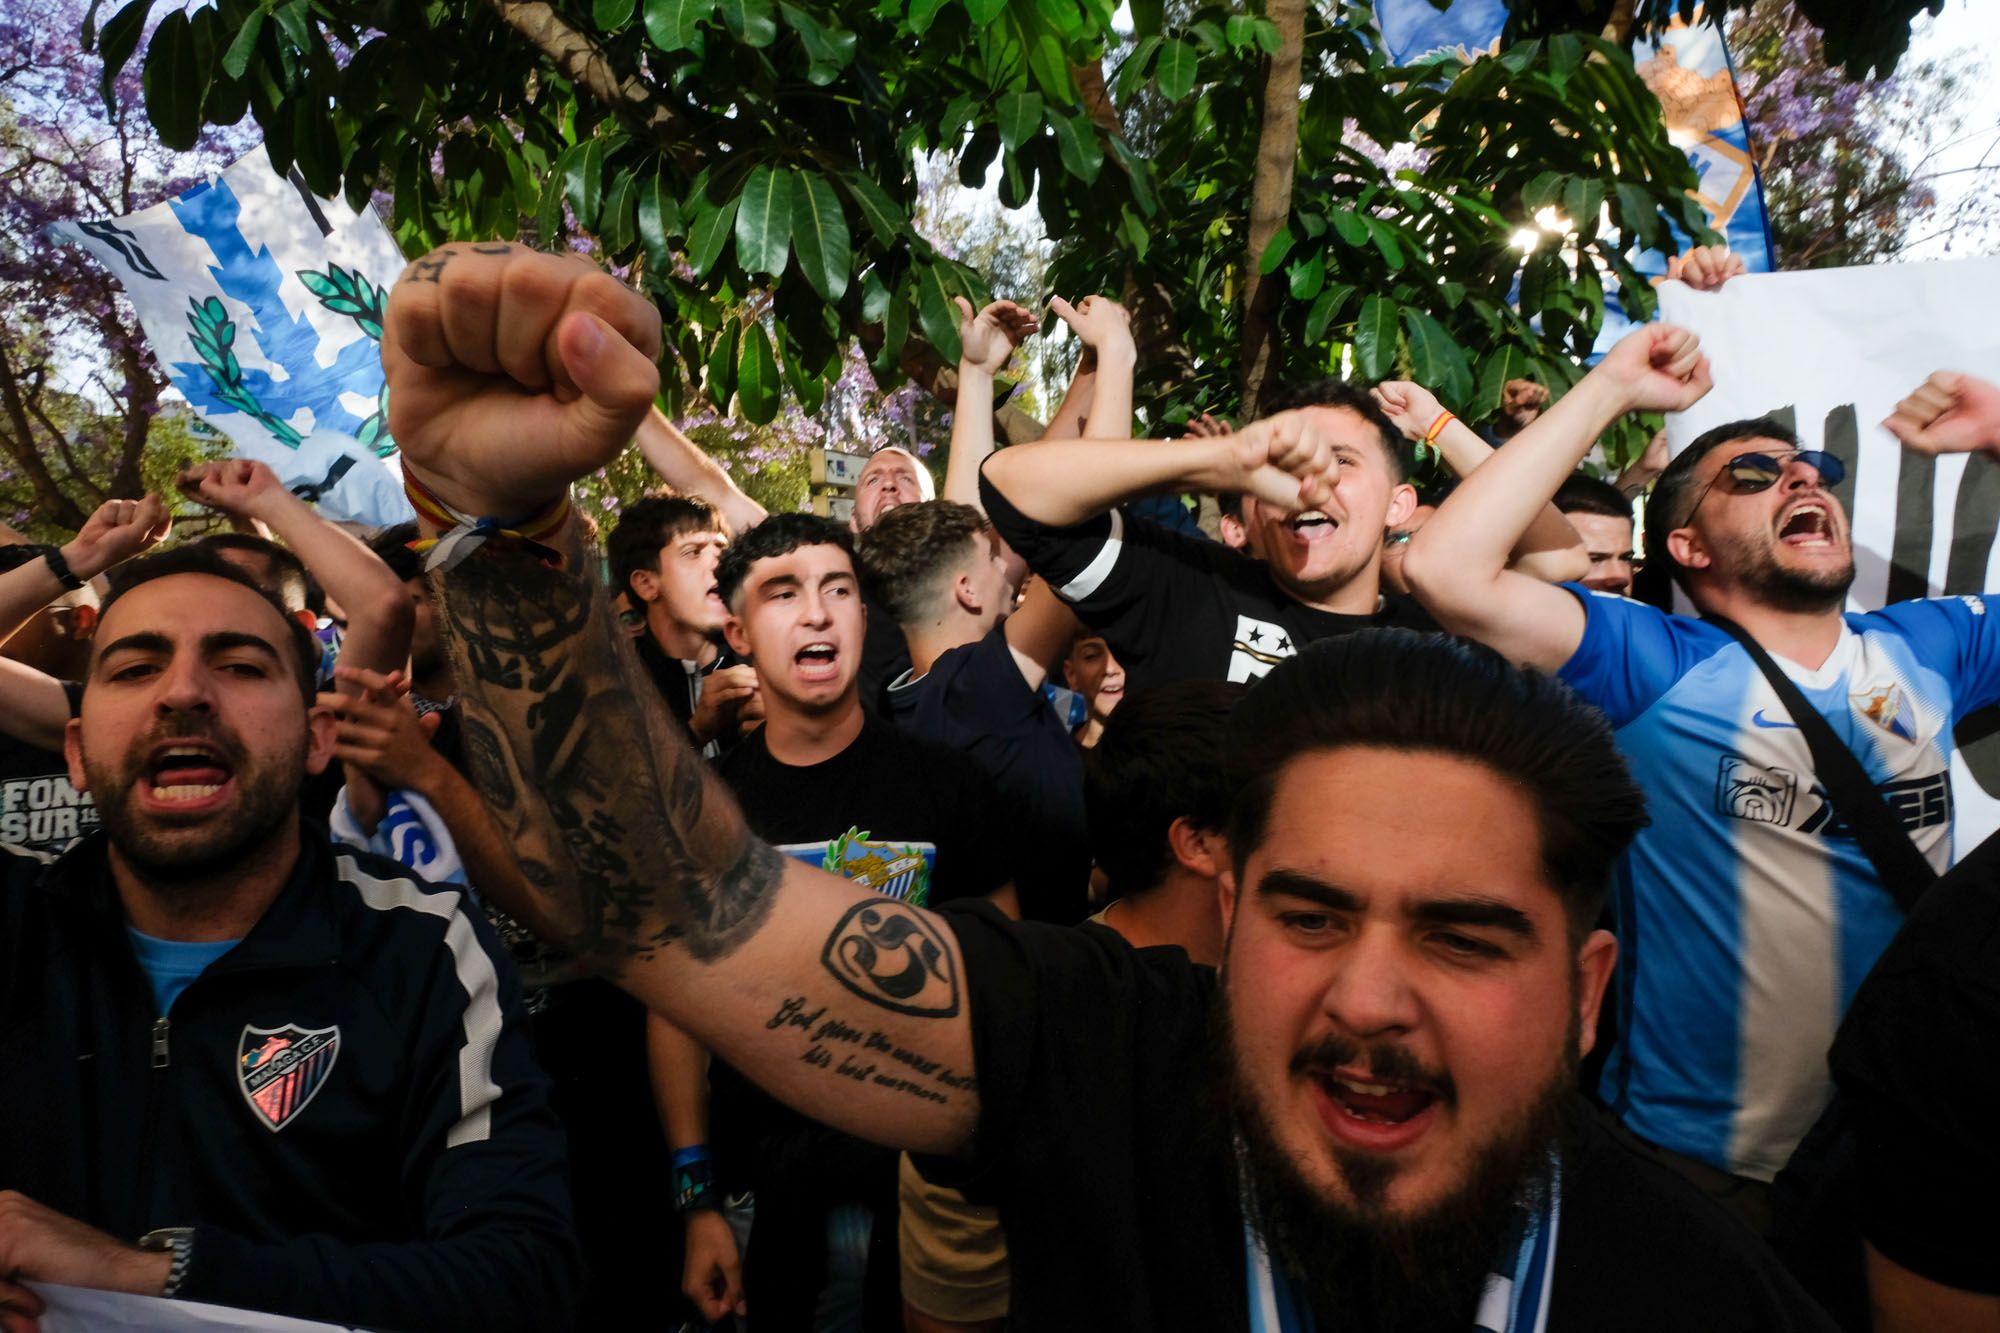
[153,783,221,801]
[159,747,212,760]
[1334,1075,1399,1097]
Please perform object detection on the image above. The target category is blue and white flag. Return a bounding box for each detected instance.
[51,153,414,527]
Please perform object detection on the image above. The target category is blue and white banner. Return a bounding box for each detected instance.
[1376,2,1775,349]
[51,154,414,527]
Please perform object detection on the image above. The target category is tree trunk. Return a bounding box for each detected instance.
[1236,0,1306,420]
[0,347,91,531]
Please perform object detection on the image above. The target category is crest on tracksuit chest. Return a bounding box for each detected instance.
[237,1024,340,1132]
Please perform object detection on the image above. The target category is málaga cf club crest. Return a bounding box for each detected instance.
[238,1024,340,1132]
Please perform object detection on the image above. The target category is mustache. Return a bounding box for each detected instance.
[1289,1034,1457,1105]
[125,711,242,767]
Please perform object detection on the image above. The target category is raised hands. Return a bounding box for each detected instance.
[1226,411,1340,514]
[1664,244,1746,293]
[320,666,447,795]
[61,494,172,582]
[1594,322,1713,415]
[1371,380,1448,443]
[1883,371,2000,458]
[1049,293,1133,369]
[176,457,286,519]
[382,243,662,519]
[953,297,1039,375]
[1185,412,1234,439]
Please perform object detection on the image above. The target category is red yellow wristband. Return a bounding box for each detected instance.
[403,469,571,571]
[1423,411,1456,446]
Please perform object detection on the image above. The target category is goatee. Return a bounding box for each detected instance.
[1214,993,1582,1333]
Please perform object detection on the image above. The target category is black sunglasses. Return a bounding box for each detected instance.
[1687,449,1845,522]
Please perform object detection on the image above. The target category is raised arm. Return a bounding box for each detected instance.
[941,298,1038,507]
[1049,295,1135,441]
[383,242,977,1156]
[1400,325,1712,670]
[634,407,769,534]
[1372,378,1590,584]
[1884,371,2000,458]
[0,497,171,751]
[177,459,412,690]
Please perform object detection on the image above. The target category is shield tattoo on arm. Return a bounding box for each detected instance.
[820,901,960,1018]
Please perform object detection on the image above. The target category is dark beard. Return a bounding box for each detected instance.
[1726,532,1855,614]
[87,712,305,883]
[1214,993,1582,1333]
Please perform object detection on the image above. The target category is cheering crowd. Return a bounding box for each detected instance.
[0,237,1997,1333]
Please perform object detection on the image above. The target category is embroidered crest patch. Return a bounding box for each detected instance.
[237,1024,339,1132]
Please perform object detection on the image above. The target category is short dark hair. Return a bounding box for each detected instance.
[1256,379,1415,483]
[1643,416,1801,583]
[197,532,312,613]
[853,501,990,625]
[1086,680,1245,901]
[1225,630,1647,934]
[1554,473,1633,522]
[368,522,425,583]
[607,491,725,598]
[715,513,855,609]
[1216,492,1245,523]
[96,548,320,704]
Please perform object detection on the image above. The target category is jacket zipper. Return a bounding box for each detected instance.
[151,1016,170,1068]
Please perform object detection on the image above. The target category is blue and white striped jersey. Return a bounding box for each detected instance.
[1560,588,2000,1180]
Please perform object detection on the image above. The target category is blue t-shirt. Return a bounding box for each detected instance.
[1560,587,2000,1179]
[126,928,240,1016]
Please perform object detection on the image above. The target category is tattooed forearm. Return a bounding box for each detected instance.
[429,519,783,966]
[765,994,978,1105]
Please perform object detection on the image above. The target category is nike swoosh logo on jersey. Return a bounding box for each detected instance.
[1751,710,1799,729]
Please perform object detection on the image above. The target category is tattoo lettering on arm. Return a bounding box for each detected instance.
[820,901,961,1018]
[431,522,785,967]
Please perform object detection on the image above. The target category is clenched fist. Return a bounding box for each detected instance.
[382,243,663,520]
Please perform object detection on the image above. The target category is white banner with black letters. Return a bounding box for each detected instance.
[1660,257,2000,843]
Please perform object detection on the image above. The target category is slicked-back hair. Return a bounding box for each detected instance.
[853,500,993,627]
[1257,379,1415,483]
[1554,473,1634,522]
[715,512,856,609]
[96,548,321,705]
[608,490,725,598]
[1086,680,1246,901]
[1225,630,1647,936]
[1643,416,1802,583]
[197,532,313,613]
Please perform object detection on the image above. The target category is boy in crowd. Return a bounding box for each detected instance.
[1553,473,1642,597]
[857,501,1087,922]
[653,512,1017,1328]
[608,491,758,754]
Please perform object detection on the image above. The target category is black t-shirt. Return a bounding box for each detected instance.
[1829,829,2000,1295]
[981,468,1436,691]
[930,903,1841,1333]
[858,589,911,719]
[636,633,745,755]
[0,738,95,857]
[715,716,1014,910]
[886,627,1088,923]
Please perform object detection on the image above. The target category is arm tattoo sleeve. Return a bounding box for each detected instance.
[431,521,784,968]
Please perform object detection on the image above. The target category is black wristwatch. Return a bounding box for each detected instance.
[138,1226,195,1298]
[29,544,84,591]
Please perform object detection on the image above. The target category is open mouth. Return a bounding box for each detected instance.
[1284,511,1340,546]
[1777,502,1834,549]
[794,641,840,683]
[1307,1065,1444,1151]
[141,741,235,809]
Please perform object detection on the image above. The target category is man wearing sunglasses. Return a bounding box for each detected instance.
[1403,320,2000,1234]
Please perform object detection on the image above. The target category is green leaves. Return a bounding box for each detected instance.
[687,189,740,279]
[719,0,778,44]
[1353,295,1398,383]
[1303,283,1355,345]
[645,0,714,51]
[142,9,206,149]
[735,164,796,276]
[1154,38,1197,101]
[595,0,637,29]
[996,91,1043,152]
[963,0,1006,24]
[792,171,851,301]
[1402,310,1472,405]
[565,137,606,229]
[1048,112,1102,184]
[737,323,780,423]
[779,4,857,83]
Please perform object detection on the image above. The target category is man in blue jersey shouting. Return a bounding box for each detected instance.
[1405,320,2000,1229]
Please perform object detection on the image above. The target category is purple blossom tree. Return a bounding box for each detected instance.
[1734,0,2000,267]
[0,0,251,533]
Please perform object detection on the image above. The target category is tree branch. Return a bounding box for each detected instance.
[483,0,706,169]
[1237,0,1305,418]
